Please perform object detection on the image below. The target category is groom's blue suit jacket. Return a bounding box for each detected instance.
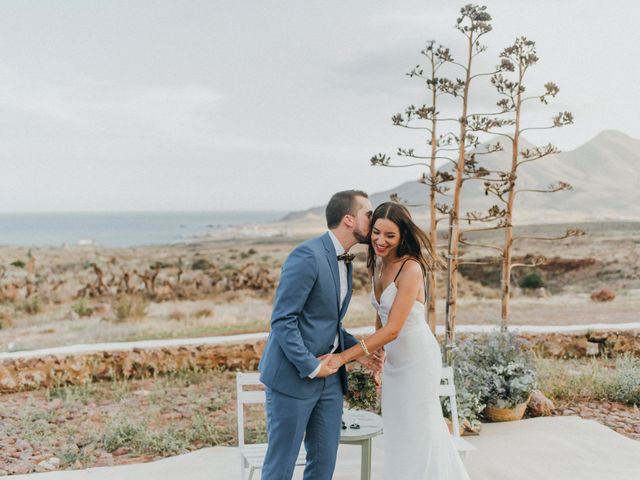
[259,232,359,399]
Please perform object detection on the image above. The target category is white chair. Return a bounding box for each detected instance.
[236,368,474,479]
[236,372,307,480]
[439,366,477,460]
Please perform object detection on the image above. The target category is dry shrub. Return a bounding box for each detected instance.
[168,310,186,321]
[193,308,214,319]
[19,296,43,315]
[590,288,616,302]
[72,298,94,317]
[111,295,148,322]
[0,310,13,329]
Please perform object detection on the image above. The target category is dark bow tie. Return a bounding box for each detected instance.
[337,253,355,265]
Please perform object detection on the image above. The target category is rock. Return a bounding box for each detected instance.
[590,289,616,302]
[19,451,32,461]
[534,287,548,298]
[528,390,555,417]
[0,366,17,391]
[35,457,60,472]
[587,331,609,343]
[8,462,32,475]
[0,331,637,394]
[15,439,31,450]
[586,341,600,356]
[561,337,588,358]
[68,311,80,322]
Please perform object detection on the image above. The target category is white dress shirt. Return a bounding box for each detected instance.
[308,230,347,379]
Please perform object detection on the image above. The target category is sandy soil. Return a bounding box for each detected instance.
[0,221,638,353]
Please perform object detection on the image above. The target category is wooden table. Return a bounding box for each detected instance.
[339,409,383,480]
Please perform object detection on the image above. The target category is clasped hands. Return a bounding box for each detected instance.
[315,349,384,382]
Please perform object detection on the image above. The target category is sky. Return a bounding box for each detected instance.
[0,0,637,212]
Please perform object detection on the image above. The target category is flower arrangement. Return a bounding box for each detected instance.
[486,360,536,409]
[346,367,380,413]
[445,332,538,425]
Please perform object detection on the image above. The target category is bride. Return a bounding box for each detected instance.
[327,201,470,479]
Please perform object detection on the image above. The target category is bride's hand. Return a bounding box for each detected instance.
[358,349,384,373]
[323,353,345,370]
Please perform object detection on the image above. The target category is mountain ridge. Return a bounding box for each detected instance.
[282,129,640,224]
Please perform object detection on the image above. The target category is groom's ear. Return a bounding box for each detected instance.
[342,214,355,228]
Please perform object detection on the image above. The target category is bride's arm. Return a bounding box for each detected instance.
[332,261,423,367]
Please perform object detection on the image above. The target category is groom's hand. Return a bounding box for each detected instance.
[315,354,339,378]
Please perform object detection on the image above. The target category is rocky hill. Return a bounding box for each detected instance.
[283,130,640,224]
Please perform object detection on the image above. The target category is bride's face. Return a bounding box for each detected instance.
[371,218,401,258]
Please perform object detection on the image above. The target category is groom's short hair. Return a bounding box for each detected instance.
[326,190,368,228]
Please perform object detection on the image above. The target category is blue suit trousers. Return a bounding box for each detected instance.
[261,374,343,480]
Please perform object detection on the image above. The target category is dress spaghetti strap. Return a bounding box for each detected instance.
[394,258,428,303]
[393,259,410,282]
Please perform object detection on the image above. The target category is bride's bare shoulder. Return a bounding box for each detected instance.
[396,257,423,283]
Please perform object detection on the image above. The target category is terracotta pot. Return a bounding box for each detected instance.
[484,395,531,422]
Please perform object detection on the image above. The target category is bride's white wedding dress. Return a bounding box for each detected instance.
[372,277,470,480]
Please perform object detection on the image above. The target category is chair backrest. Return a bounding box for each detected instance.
[439,366,461,437]
[236,369,461,444]
[236,372,266,447]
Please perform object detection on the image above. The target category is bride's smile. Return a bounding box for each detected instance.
[371,218,401,258]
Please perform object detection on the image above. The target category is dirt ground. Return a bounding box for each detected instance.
[0,221,638,353]
[1,361,638,476]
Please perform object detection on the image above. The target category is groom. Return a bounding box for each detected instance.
[258,190,378,480]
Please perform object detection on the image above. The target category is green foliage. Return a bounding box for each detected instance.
[103,416,146,452]
[10,260,25,268]
[608,355,640,405]
[189,411,234,445]
[191,258,214,270]
[72,298,94,318]
[346,368,380,413]
[537,354,640,406]
[0,311,12,329]
[519,271,545,289]
[103,415,188,455]
[142,426,189,455]
[486,361,536,408]
[245,422,267,444]
[441,375,485,430]
[56,433,99,467]
[19,296,42,315]
[447,332,537,424]
[47,383,95,404]
[111,295,148,322]
[206,397,227,412]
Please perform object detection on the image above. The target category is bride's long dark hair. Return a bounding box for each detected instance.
[366,202,436,276]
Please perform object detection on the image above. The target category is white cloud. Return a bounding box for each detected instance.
[0,1,638,211]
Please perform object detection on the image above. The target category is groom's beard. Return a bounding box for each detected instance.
[354,228,369,245]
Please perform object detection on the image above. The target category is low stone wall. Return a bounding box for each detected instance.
[1,330,638,394]
[518,330,640,359]
[0,342,266,394]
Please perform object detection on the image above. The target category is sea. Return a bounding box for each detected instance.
[0,211,286,247]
